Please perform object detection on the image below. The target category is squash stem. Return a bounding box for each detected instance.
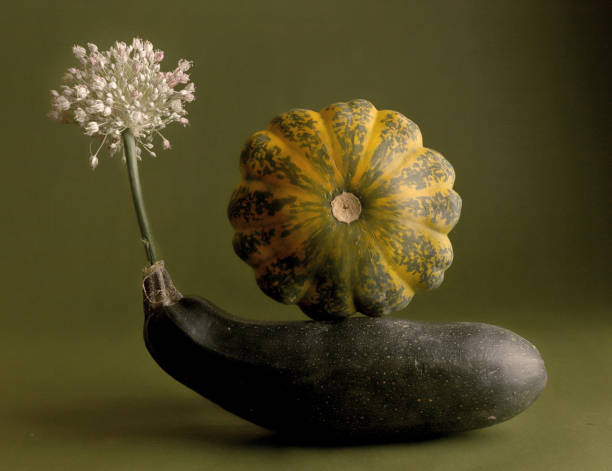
[122,130,159,265]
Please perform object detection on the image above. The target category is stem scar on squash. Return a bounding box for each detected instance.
[331,192,362,224]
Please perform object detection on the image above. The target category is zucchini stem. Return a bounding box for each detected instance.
[122,130,158,265]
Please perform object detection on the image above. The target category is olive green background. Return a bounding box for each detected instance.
[1,1,610,469]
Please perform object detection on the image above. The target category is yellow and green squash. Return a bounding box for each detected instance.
[228,99,461,320]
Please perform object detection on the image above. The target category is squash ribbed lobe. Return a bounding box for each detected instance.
[228,99,461,320]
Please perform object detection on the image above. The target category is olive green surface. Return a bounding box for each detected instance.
[1,1,610,470]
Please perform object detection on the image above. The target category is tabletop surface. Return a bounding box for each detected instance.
[3,306,611,471]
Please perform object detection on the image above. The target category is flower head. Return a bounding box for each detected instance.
[49,38,195,168]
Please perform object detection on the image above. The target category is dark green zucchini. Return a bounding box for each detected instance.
[143,262,546,441]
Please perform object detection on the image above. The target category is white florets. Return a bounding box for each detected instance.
[49,38,195,168]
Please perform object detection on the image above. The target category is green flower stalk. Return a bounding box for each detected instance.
[122,130,158,264]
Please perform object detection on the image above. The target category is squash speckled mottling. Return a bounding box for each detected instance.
[228,99,461,320]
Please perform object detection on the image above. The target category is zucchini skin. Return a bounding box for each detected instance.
[144,282,547,440]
